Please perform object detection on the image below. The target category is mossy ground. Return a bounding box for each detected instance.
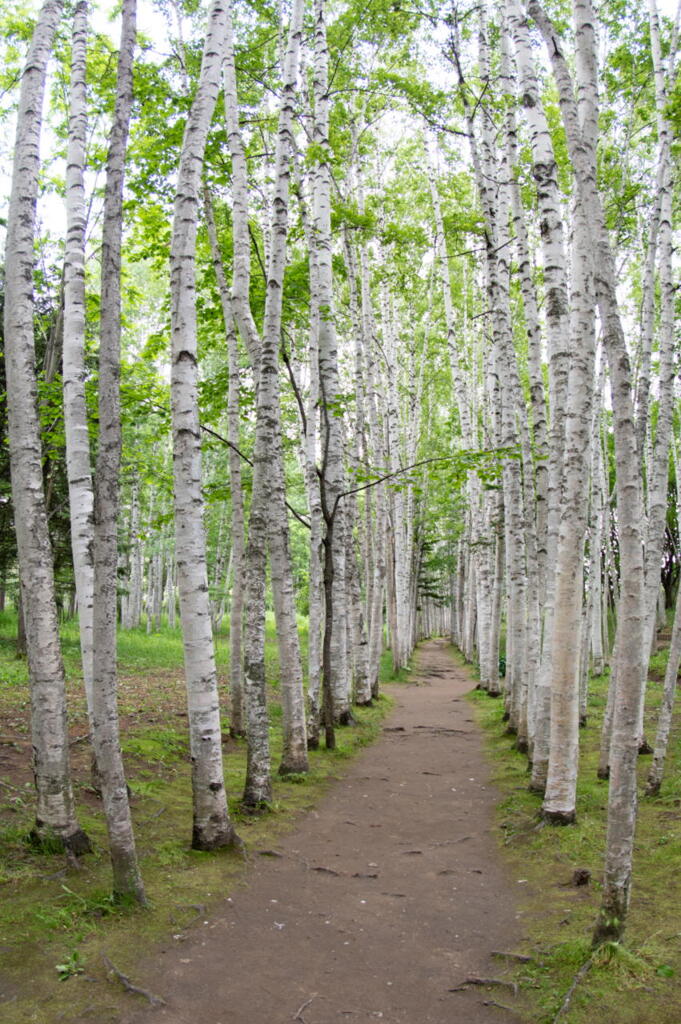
[466,645,681,1024]
[0,610,397,1023]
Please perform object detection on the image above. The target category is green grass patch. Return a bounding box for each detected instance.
[468,660,681,1023]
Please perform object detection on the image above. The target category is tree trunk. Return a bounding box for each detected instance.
[3,0,90,856]
[203,190,246,736]
[170,0,238,850]
[91,0,145,902]
[63,0,96,729]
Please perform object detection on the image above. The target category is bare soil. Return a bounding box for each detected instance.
[104,641,525,1024]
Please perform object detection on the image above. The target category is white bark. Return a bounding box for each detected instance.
[636,0,677,744]
[233,0,308,801]
[122,480,143,630]
[225,7,308,780]
[91,0,145,901]
[203,190,246,735]
[313,0,352,729]
[541,197,596,823]
[529,0,648,943]
[507,0,571,792]
[3,0,89,855]
[63,0,95,727]
[170,0,236,849]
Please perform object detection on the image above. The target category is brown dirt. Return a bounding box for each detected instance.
[101,641,525,1024]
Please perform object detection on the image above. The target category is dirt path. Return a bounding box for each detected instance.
[114,641,524,1024]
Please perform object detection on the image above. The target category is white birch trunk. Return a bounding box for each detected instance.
[313,0,351,730]
[224,6,308,779]
[507,0,571,792]
[237,0,308,800]
[91,0,145,901]
[170,0,237,849]
[122,480,142,630]
[203,190,246,736]
[542,199,596,823]
[63,0,96,730]
[529,0,648,943]
[3,0,89,855]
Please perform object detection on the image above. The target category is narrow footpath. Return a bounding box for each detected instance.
[120,640,524,1024]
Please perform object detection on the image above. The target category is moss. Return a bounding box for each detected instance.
[468,665,681,1023]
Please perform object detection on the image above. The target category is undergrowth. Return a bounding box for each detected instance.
[466,642,681,1024]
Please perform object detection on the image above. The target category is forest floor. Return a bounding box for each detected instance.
[4,624,681,1022]
[70,638,525,1024]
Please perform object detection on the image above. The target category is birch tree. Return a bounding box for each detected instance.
[528,0,648,945]
[170,0,238,849]
[63,0,96,731]
[91,0,145,902]
[225,0,309,804]
[3,0,89,855]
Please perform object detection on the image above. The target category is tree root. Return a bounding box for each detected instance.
[450,976,518,997]
[102,954,166,1007]
[552,959,592,1022]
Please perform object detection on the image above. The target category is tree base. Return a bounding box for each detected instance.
[597,766,610,780]
[28,824,92,857]
[192,819,240,851]
[192,825,245,854]
[542,807,576,826]
[278,758,309,777]
[592,916,624,947]
[240,797,272,815]
[638,739,654,755]
[644,778,661,797]
[354,697,374,707]
[515,737,529,755]
[64,828,93,857]
[579,715,588,728]
[337,709,357,727]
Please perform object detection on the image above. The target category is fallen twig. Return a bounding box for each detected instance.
[102,954,166,1007]
[552,959,592,1022]
[414,726,471,735]
[292,993,317,1022]
[491,950,533,963]
[450,976,518,997]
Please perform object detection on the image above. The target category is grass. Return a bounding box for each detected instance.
[0,608,399,1024]
[466,647,681,1024]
